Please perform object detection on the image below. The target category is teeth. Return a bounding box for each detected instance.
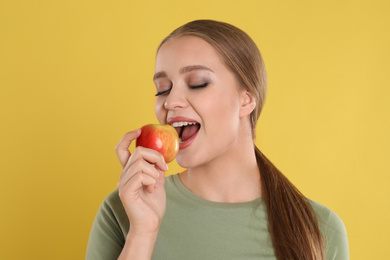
[171,121,197,127]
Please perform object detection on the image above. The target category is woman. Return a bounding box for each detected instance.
[86,20,349,260]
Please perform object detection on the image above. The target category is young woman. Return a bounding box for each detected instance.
[86,20,349,260]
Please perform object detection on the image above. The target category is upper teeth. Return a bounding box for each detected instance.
[171,121,197,127]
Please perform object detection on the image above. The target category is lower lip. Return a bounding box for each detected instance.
[179,130,199,150]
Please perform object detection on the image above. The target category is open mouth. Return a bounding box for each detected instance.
[171,121,201,144]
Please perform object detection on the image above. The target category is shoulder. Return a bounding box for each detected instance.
[102,189,124,216]
[307,199,347,235]
[308,199,349,260]
[86,190,128,260]
[97,189,129,235]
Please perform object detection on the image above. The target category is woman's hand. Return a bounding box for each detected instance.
[115,129,168,238]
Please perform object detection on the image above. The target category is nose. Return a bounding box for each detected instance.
[164,86,187,110]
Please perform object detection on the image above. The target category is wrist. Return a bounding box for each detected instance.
[127,229,159,243]
[120,231,159,260]
[118,230,159,260]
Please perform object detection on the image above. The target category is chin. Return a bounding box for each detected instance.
[176,153,203,169]
[176,157,194,169]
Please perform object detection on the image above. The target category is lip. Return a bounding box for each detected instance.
[166,116,200,150]
[166,116,199,125]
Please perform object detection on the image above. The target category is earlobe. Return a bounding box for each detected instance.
[240,91,256,118]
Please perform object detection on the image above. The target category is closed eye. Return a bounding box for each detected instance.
[155,88,171,96]
[156,82,208,96]
[189,82,208,89]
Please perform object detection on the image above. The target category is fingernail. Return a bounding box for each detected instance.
[164,163,169,171]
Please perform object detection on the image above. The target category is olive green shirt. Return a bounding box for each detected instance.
[86,174,349,259]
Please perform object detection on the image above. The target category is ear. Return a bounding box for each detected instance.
[239,91,256,118]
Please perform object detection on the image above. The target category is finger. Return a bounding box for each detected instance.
[118,158,160,187]
[125,146,168,172]
[115,129,141,169]
[154,169,166,189]
[121,172,157,197]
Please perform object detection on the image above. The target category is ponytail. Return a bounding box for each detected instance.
[255,146,326,259]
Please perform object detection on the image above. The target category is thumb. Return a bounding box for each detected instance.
[115,128,141,168]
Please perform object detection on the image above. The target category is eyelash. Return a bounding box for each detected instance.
[155,82,209,96]
[155,89,170,96]
[189,82,208,89]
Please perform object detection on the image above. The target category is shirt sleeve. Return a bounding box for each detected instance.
[85,190,129,260]
[324,210,349,260]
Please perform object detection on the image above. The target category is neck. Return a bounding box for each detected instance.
[179,138,261,203]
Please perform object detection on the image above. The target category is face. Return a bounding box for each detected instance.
[154,36,249,168]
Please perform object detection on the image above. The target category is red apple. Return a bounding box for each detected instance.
[136,124,179,163]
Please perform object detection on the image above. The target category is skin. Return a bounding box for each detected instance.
[116,36,262,259]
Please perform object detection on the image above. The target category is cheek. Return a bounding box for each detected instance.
[202,90,240,119]
[154,99,166,124]
[199,89,241,135]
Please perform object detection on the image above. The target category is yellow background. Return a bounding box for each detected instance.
[1,0,389,259]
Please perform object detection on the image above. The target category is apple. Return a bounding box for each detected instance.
[136,124,179,163]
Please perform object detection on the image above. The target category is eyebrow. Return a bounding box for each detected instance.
[153,65,214,81]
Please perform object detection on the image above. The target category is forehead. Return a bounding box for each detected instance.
[155,36,224,72]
